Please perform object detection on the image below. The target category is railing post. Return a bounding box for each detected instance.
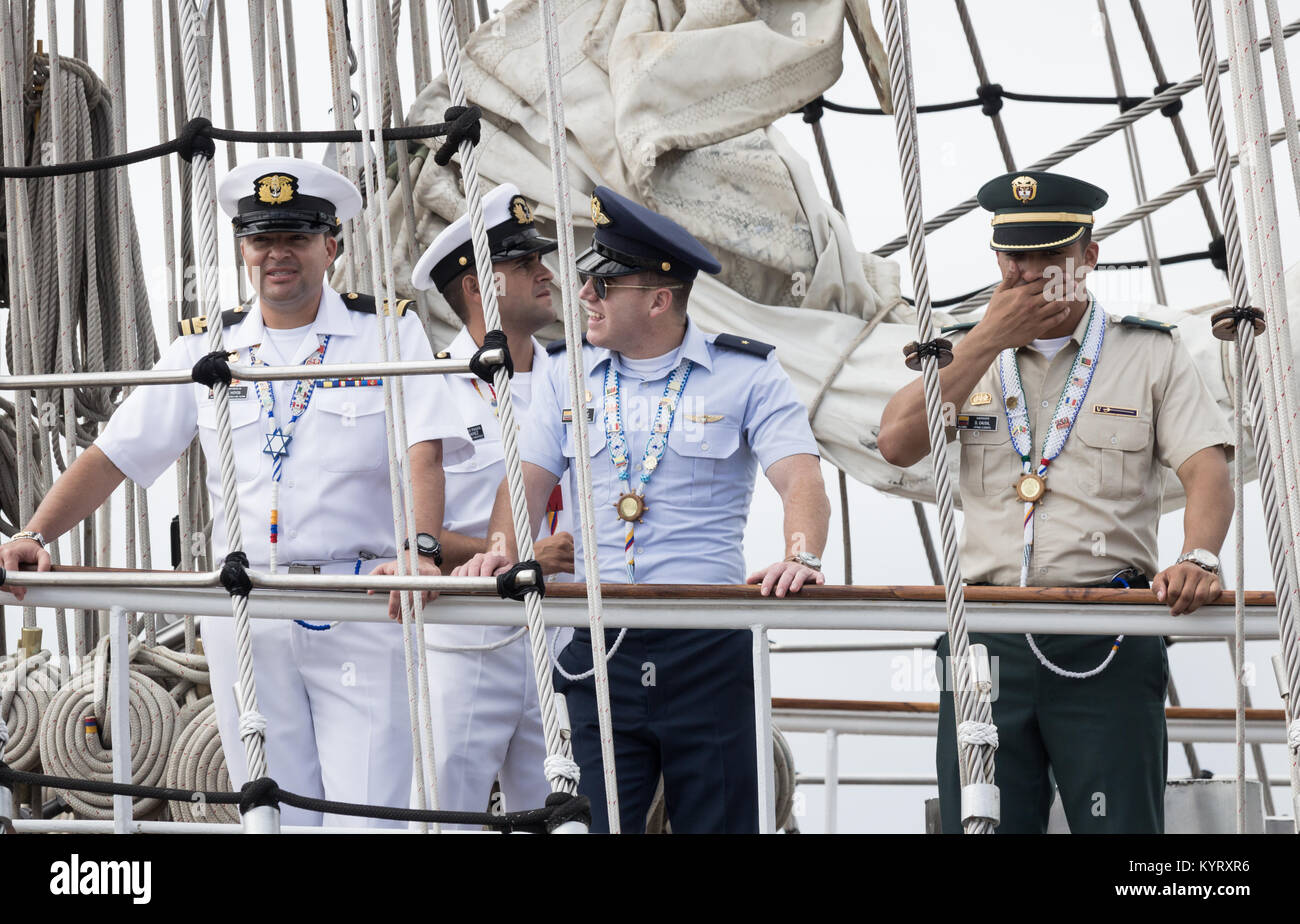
[824,728,839,834]
[109,605,131,833]
[752,624,776,833]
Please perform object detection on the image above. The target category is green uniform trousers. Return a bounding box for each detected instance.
[936,631,1168,834]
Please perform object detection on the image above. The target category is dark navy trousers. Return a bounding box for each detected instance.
[555,627,759,834]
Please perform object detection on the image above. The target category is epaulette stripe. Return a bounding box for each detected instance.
[713,332,775,358]
[1120,314,1177,333]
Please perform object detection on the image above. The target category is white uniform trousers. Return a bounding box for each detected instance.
[202,600,414,829]
[420,623,554,821]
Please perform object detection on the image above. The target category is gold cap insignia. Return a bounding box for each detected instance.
[510,195,535,225]
[591,196,612,227]
[1011,175,1037,204]
[255,173,298,205]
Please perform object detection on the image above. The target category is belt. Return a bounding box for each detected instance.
[290,554,382,628]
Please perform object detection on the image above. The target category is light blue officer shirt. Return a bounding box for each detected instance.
[520,319,818,585]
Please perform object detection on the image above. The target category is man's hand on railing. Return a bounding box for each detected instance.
[367,552,440,621]
[1153,560,1222,617]
[453,551,515,578]
[746,560,825,598]
[0,538,51,601]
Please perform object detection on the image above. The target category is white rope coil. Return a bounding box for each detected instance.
[957,720,999,749]
[165,696,238,824]
[0,650,59,772]
[38,665,177,819]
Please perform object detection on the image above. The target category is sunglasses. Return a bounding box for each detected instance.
[579,273,682,300]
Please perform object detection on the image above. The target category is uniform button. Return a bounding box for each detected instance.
[290,529,299,538]
[1039,567,1047,574]
[1039,511,1049,520]
[1040,400,1050,408]
[700,442,710,451]
[1110,436,1118,445]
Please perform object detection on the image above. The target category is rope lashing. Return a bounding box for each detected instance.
[1152,81,1184,118]
[238,710,267,739]
[1211,307,1267,341]
[433,104,481,166]
[1208,234,1228,271]
[176,116,216,162]
[902,338,953,372]
[975,82,1003,116]
[957,721,1000,748]
[543,792,591,833]
[543,754,581,786]
[470,330,513,383]
[191,350,234,388]
[219,551,253,598]
[1289,720,1300,751]
[496,561,545,601]
[800,98,825,123]
[238,775,281,815]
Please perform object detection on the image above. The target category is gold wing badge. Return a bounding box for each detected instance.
[685,414,725,424]
[591,195,612,226]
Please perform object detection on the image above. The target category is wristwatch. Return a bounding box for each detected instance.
[787,551,823,571]
[404,532,443,566]
[1175,548,1220,575]
[10,530,45,548]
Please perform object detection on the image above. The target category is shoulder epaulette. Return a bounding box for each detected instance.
[1120,314,1176,333]
[546,335,589,355]
[940,320,979,335]
[177,305,251,337]
[342,292,414,317]
[713,333,774,358]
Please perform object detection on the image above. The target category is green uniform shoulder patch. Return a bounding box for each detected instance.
[1119,315,1176,333]
[343,292,414,317]
[713,333,774,358]
[177,305,251,337]
[940,320,979,335]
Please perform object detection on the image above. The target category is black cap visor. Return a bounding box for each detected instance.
[990,222,1088,253]
[234,209,339,238]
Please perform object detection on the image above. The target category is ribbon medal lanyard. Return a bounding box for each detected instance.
[604,358,694,582]
[997,298,1120,679]
[249,334,331,573]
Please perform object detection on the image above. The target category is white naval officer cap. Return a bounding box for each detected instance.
[218,156,362,238]
[410,182,558,292]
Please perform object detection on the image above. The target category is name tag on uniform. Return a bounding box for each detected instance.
[955,414,998,431]
[468,424,485,441]
[562,408,595,423]
[209,383,248,400]
[1092,404,1138,417]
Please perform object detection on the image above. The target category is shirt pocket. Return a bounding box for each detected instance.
[195,397,264,484]
[312,388,391,473]
[668,423,741,505]
[957,424,1015,498]
[562,421,611,504]
[1073,413,1152,499]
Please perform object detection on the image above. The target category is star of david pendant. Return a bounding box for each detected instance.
[263,428,293,459]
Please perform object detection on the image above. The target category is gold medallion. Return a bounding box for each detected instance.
[616,492,647,522]
[1015,472,1047,503]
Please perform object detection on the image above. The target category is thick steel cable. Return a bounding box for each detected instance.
[1097,0,1167,303]
[178,0,270,784]
[350,0,442,826]
[247,0,270,158]
[953,0,1014,170]
[281,0,304,161]
[1127,0,1222,239]
[1264,0,1300,221]
[882,0,996,835]
[1196,0,1300,817]
[537,0,618,824]
[263,0,290,157]
[431,0,581,800]
[871,17,1300,259]
[410,0,433,92]
[326,0,362,296]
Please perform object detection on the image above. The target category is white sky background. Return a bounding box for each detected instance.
[5,0,1300,832]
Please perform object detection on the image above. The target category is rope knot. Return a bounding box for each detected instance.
[543,791,592,833]
[191,350,234,388]
[177,117,215,162]
[975,83,1003,116]
[434,105,482,166]
[470,329,514,383]
[957,720,999,749]
[543,755,581,786]
[238,775,280,815]
[1153,82,1183,118]
[801,96,826,123]
[1117,94,1145,113]
[1288,718,1300,751]
[902,338,953,371]
[220,551,253,598]
[496,560,545,601]
[1209,305,1266,342]
[1208,234,1227,272]
[238,709,267,739]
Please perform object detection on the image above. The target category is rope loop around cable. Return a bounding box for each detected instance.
[219,551,253,598]
[543,754,581,786]
[543,791,591,832]
[471,330,514,383]
[434,104,481,166]
[238,775,280,815]
[1210,306,1266,341]
[1153,81,1184,118]
[1208,234,1228,272]
[975,82,1003,116]
[902,338,954,371]
[496,560,545,601]
[177,116,216,162]
[191,350,234,387]
[801,96,825,123]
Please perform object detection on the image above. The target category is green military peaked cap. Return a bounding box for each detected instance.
[976,171,1108,252]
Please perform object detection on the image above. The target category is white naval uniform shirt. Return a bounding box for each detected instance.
[441,327,572,546]
[96,285,472,568]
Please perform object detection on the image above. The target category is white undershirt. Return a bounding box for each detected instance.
[1030,335,1071,361]
[258,324,314,410]
[509,370,533,408]
[618,347,680,381]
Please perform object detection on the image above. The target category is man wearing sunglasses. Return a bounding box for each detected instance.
[455,186,831,833]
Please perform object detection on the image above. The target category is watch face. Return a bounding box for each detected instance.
[416,533,437,554]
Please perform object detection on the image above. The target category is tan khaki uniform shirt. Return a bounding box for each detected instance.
[948,308,1233,587]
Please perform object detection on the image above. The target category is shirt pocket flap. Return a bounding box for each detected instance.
[955,422,1009,446]
[668,423,741,459]
[313,387,389,420]
[561,422,607,458]
[196,397,261,430]
[1075,413,1150,451]
[445,440,503,473]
